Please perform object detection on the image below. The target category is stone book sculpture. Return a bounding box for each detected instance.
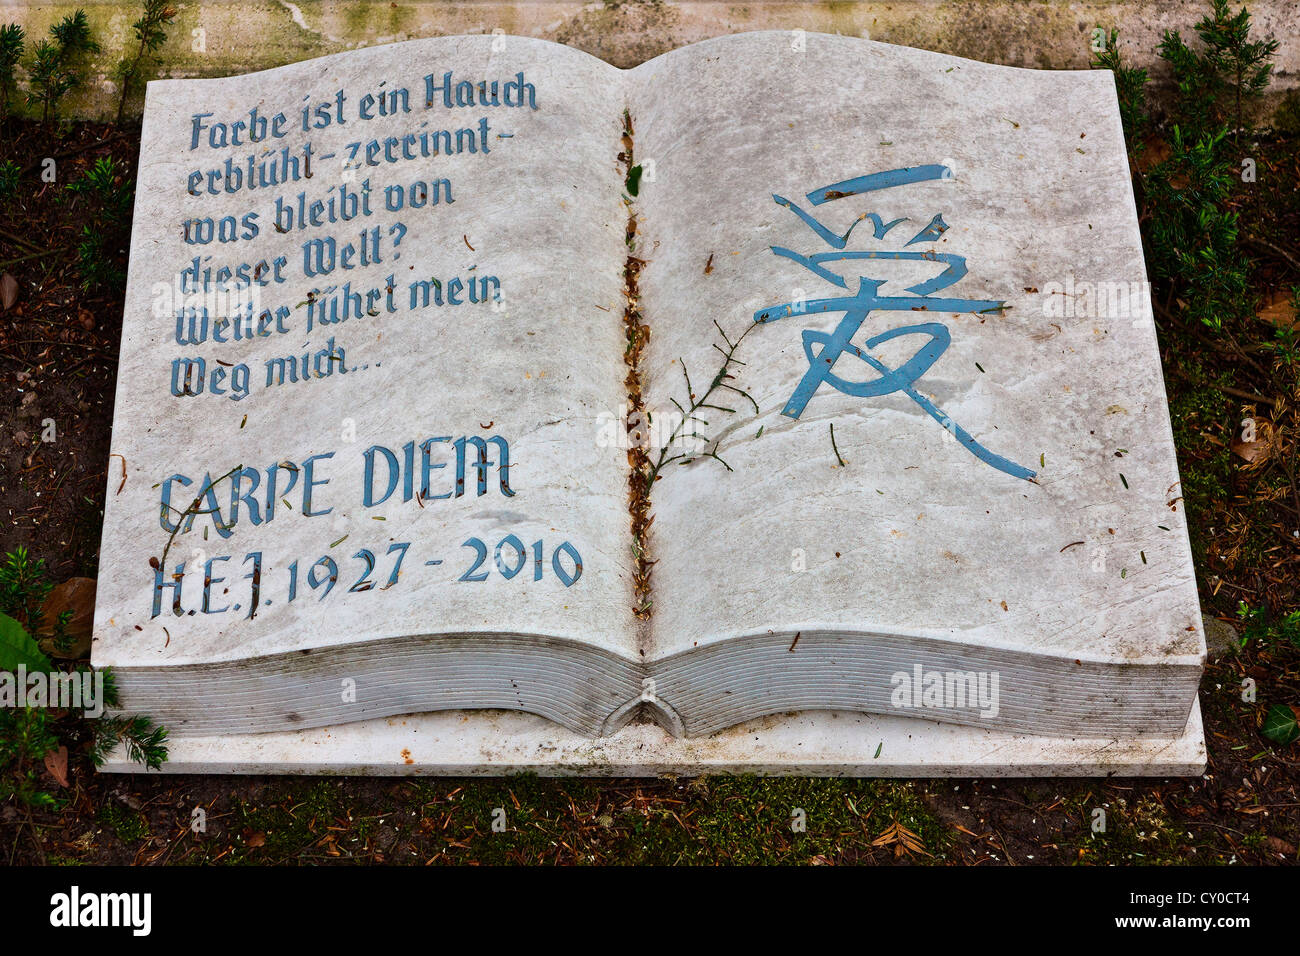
[93,32,1206,773]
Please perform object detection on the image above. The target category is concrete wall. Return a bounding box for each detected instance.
[4,0,1297,120]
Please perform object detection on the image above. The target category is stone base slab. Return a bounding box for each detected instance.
[101,701,1205,777]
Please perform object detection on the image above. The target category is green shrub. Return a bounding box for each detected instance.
[1158,0,1278,142]
[26,9,99,122]
[1091,29,1149,148]
[0,159,19,195]
[1,548,169,816]
[1144,127,1253,332]
[0,23,23,119]
[66,157,133,290]
[117,1,177,123]
[0,546,53,631]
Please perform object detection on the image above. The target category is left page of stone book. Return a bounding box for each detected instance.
[91,36,643,738]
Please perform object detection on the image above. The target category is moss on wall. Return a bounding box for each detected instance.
[3,0,1295,120]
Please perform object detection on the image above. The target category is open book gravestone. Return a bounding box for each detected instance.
[94,32,1206,775]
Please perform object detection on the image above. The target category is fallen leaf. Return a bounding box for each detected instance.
[38,577,96,659]
[1230,418,1274,467]
[78,308,95,331]
[44,746,69,788]
[0,273,17,312]
[1135,135,1172,173]
[1263,836,1296,857]
[1258,290,1298,329]
[245,830,266,847]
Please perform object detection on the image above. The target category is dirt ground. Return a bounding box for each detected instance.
[0,116,1297,866]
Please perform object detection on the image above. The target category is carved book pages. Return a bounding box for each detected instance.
[92,32,1204,745]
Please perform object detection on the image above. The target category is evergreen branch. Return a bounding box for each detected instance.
[644,320,760,491]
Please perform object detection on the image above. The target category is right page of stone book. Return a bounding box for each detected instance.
[628,32,1204,736]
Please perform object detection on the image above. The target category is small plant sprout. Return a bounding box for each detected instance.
[117,1,177,124]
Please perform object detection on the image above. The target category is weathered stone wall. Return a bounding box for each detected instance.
[4,0,1297,120]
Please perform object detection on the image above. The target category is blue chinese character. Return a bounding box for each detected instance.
[754,164,1035,482]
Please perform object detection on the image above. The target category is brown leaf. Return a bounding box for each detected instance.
[0,273,17,312]
[245,830,266,848]
[1230,439,1269,464]
[1135,135,1172,173]
[77,307,95,331]
[38,577,96,659]
[1264,836,1296,857]
[1230,418,1274,467]
[44,746,69,788]
[1258,290,1298,329]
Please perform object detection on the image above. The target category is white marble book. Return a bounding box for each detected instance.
[92,32,1204,747]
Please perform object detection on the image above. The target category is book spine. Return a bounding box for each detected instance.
[618,106,654,622]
